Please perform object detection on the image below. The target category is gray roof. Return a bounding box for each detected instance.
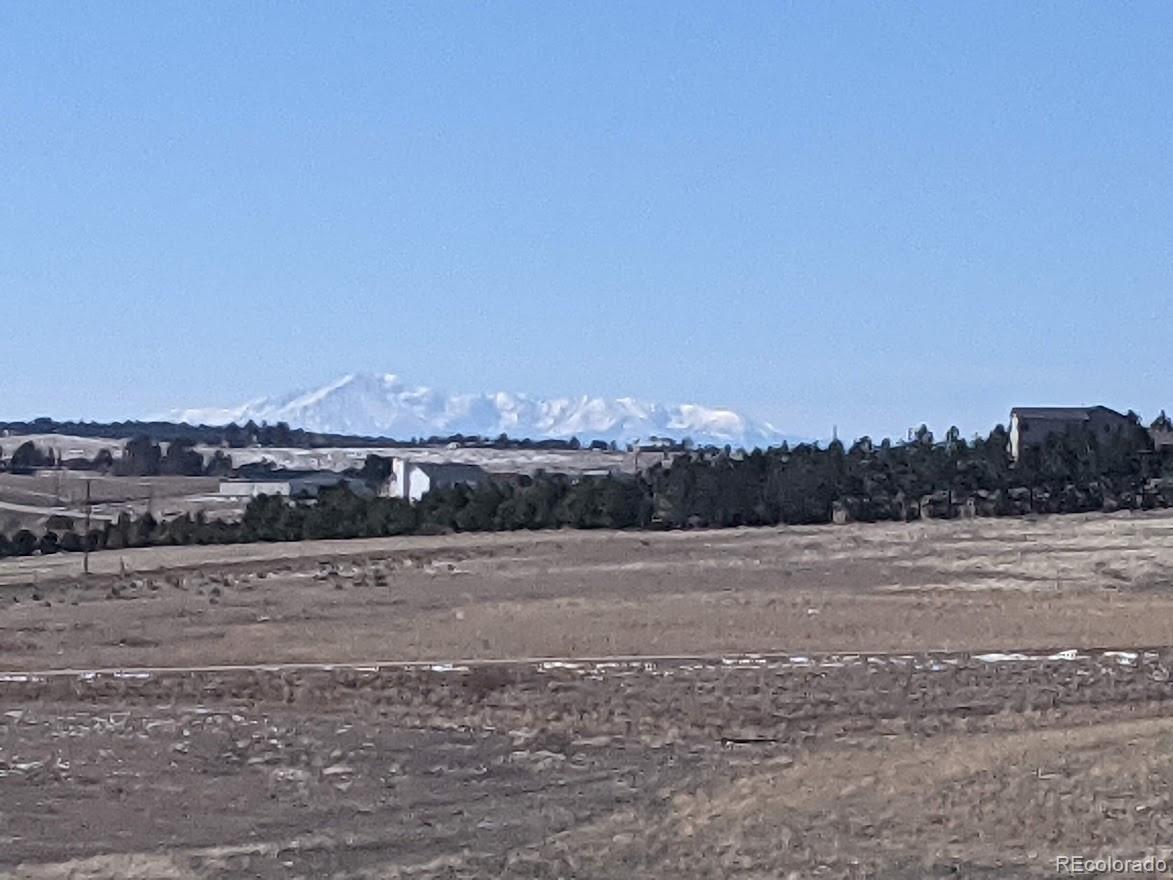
[224,469,351,484]
[1010,406,1125,421]
[413,462,487,479]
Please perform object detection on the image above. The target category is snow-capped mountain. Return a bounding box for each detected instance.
[167,373,795,449]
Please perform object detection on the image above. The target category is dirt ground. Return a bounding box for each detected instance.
[3,510,1173,668]
[5,651,1173,878]
[6,511,1173,877]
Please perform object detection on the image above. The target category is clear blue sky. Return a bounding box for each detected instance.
[3,3,1172,440]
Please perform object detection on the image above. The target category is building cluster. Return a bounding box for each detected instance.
[218,458,490,501]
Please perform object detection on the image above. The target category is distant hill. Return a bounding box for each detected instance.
[167,372,800,449]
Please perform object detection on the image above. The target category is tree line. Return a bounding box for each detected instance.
[4,415,1173,559]
[0,418,604,452]
[0,437,231,477]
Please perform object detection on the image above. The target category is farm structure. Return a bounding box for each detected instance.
[387,459,488,502]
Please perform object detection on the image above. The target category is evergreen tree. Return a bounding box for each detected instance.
[116,436,162,476]
[161,439,204,476]
[10,441,48,473]
[10,529,37,556]
[59,530,84,552]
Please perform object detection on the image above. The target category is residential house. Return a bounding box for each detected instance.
[1008,406,1133,460]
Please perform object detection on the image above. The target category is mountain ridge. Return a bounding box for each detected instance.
[166,373,798,449]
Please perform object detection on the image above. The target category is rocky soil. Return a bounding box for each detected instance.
[6,512,1173,877]
[5,651,1173,878]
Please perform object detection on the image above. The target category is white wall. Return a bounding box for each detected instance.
[387,459,477,502]
[407,465,431,502]
[1009,413,1023,461]
[389,458,431,502]
[390,458,408,500]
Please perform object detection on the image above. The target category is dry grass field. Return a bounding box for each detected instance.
[0,472,231,534]
[3,510,1173,668]
[5,511,1173,877]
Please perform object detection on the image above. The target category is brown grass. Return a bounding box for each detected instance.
[3,509,1173,670]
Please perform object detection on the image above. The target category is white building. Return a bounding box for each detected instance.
[218,470,367,499]
[388,459,488,502]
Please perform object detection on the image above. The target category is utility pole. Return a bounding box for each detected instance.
[83,479,92,576]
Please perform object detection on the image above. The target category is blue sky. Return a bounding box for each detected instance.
[3,3,1172,440]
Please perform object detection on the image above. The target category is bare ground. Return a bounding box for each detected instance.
[3,511,1173,669]
[5,651,1173,878]
[5,511,1173,877]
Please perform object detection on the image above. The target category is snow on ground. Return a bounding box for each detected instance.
[199,444,666,476]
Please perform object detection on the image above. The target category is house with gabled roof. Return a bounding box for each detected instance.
[1008,406,1133,460]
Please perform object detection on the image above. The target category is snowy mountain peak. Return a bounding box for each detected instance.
[167,373,795,449]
